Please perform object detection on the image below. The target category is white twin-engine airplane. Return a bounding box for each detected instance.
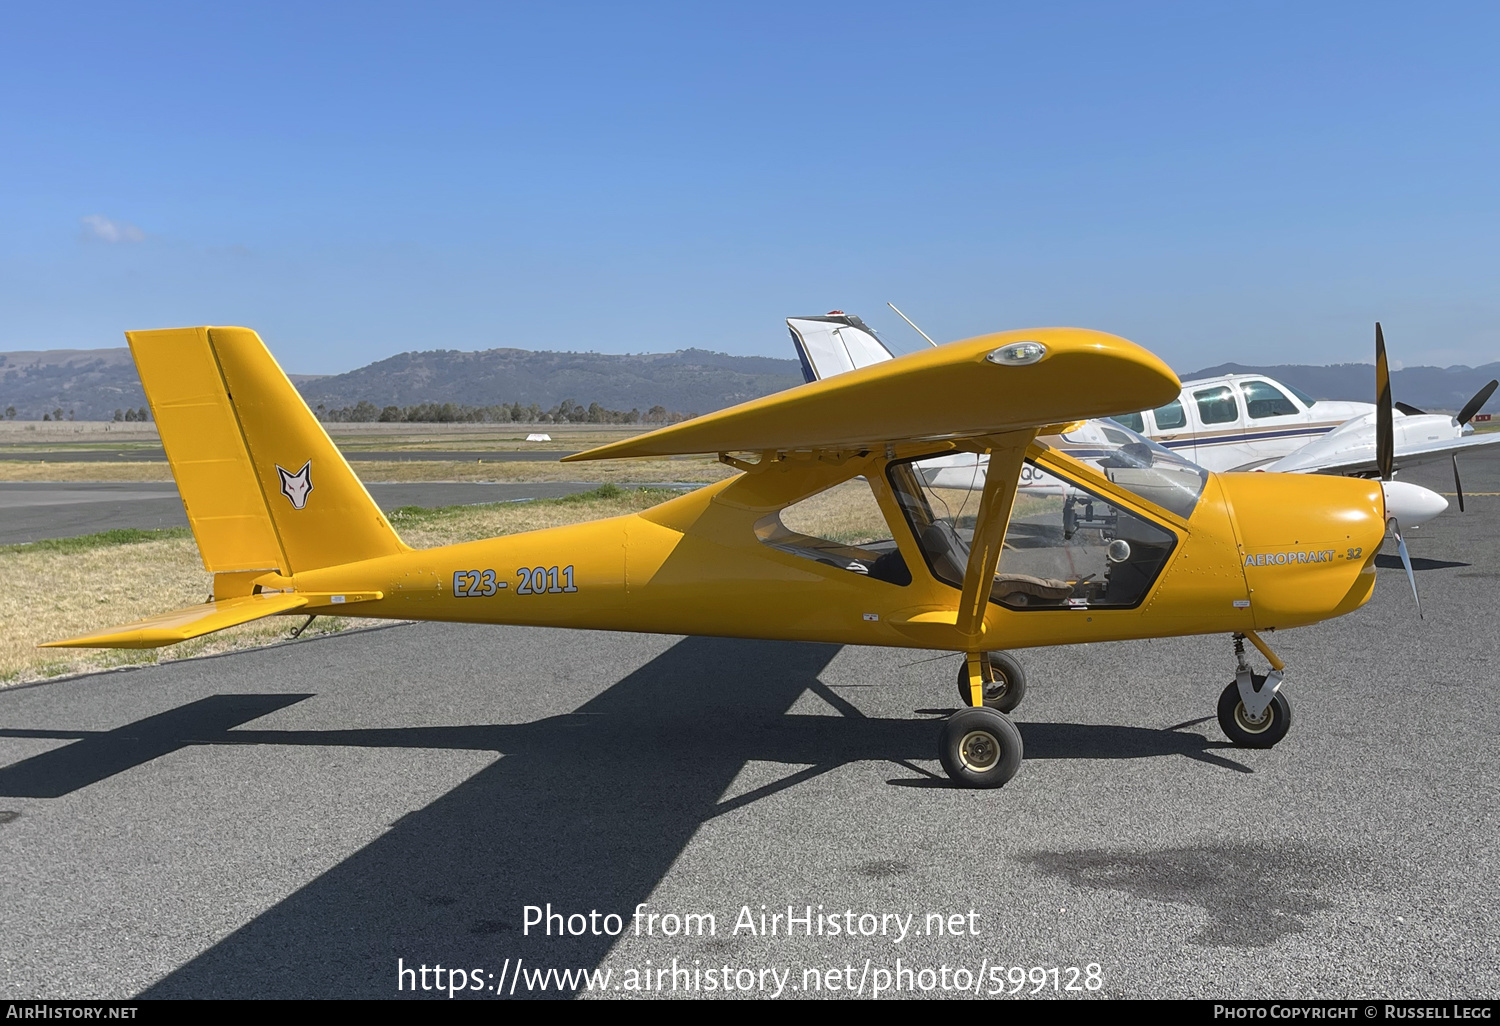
[788,312,1498,528]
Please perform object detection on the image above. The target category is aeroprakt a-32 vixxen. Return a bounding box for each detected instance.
[45,325,1408,788]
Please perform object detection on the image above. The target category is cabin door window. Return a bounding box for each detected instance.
[888,455,1179,611]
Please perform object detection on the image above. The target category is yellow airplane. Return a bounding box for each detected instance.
[43,325,1396,789]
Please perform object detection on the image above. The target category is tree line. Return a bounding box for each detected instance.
[0,407,151,421]
[314,399,696,425]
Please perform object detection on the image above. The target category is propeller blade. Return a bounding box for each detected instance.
[1453,453,1466,513]
[1394,401,1426,416]
[1456,379,1498,427]
[1376,323,1394,481]
[1389,517,1422,619]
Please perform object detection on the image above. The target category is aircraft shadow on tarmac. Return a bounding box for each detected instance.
[1374,554,1470,571]
[0,636,1250,998]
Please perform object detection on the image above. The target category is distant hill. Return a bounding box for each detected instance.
[4,344,1498,421]
[0,349,147,421]
[296,348,804,415]
[0,346,805,421]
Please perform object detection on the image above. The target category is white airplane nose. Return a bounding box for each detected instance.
[1382,480,1448,527]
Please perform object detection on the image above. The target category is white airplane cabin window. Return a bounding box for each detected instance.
[1152,399,1187,430]
[1241,380,1299,419]
[887,454,1180,611]
[1113,411,1145,432]
[755,478,910,584]
[1194,385,1239,425]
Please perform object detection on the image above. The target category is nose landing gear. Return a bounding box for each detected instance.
[1218,632,1292,748]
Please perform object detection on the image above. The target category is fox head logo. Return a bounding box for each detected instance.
[276,461,313,510]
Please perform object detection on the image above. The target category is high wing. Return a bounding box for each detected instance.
[1263,410,1500,476]
[563,328,1181,461]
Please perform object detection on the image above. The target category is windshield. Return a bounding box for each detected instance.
[1284,382,1317,407]
[1037,419,1209,519]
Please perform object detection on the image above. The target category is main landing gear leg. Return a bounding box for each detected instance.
[955,651,1028,712]
[939,653,1024,788]
[1217,632,1293,749]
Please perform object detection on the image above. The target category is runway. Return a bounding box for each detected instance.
[0,481,606,545]
[0,453,1496,999]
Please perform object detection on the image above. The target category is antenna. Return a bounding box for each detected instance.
[887,302,939,348]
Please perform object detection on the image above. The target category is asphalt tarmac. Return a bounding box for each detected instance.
[1,453,1496,1000]
[0,482,605,545]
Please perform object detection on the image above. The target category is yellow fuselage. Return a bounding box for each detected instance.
[272,446,1386,654]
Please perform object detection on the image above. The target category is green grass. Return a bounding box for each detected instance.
[555,482,626,503]
[0,527,191,556]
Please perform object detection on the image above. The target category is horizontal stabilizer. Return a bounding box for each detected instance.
[565,328,1180,461]
[43,593,309,650]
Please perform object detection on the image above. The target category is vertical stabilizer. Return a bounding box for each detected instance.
[786,313,896,382]
[128,326,407,575]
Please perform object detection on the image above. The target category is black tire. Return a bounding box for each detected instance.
[1217,676,1293,749]
[939,707,1024,788]
[956,652,1027,713]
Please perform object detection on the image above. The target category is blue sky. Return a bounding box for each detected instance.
[2,2,1498,374]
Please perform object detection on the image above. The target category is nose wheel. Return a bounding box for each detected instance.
[1219,632,1293,749]
[1217,675,1292,748]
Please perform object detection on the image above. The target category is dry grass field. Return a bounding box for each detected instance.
[0,421,735,483]
[0,485,692,687]
[0,462,176,481]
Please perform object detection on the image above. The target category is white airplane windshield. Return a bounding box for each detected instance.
[1041,419,1209,519]
[1283,382,1318,408]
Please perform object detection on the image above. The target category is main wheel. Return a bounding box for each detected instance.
[1217,676,1293,749]
[939,707,1024,788]
[956,652,1027,712]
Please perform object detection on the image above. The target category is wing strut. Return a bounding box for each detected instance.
[957,435,1030,704]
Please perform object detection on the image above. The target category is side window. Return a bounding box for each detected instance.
[756,477,910,584]
[1152,399,1187,430]
[1193,385,1239,425]
[1241,380,1299,419]
[1112,412,1145,432]
[888,455,1178,611]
